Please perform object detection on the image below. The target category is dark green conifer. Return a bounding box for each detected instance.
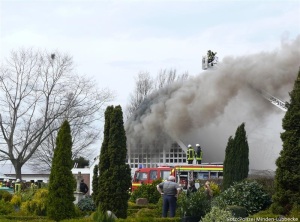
[223,123,249,190]
[107,106,131,218]
[272,70,300,215]
[47,120,75,221]
[98,106,114,211]
[97,106,131,218]
[92,164,99,205]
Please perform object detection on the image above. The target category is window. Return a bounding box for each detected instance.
[150,170,157,180]
[136,172,148,181]
[161,170,171,180]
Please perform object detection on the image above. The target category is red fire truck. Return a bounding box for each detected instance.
[131,164,223,192]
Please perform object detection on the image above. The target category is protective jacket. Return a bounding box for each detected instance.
[195,147,203,160]
[187,147,195,161]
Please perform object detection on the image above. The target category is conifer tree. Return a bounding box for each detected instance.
[97,106,131,218]
[98,106,114,210]
[272,70,300,215]
[92,164,99,205]
[107,105,131,218]
[47,120,75,221]
[223,136,235,190]
[223,123,249,190]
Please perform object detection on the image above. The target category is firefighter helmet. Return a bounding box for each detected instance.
[196,144,200,147]
[188,144,192,148]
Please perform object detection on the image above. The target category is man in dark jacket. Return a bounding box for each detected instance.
[80,179,89,195]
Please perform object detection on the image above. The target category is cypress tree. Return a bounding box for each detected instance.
[223,136,235,190]
[47,120,75,221]
[272,70,300,215]
[98,106,114,211]
[223,123,249,190]
[92,164,99,205]
[107,105,131,218]
[234,123,249,181]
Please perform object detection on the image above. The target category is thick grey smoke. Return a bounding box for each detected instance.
[125,36,300,171]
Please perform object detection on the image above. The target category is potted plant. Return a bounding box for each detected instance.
[177,191,211,222]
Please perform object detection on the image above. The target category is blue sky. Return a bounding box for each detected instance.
[1,0,299,108]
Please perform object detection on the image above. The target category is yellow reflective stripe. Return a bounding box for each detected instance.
[175,167,223,171]
[132,183,142,186]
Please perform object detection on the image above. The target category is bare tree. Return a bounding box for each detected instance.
[125,69,189,119]
[125,72,154,119]
[0,49,114,178]
[155,69,189,89]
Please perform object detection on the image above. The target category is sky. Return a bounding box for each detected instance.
[1,0,300,172]
[1,0,299,108]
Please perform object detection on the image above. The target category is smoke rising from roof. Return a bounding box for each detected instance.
[125,36,300,170]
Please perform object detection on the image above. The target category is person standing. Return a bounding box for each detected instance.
[157,175,181,218]
[187,144,195,164]
[195,144,203,164]
[80,179,89,195]
[204,181,213,200]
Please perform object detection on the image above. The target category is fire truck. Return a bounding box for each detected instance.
[131,164,223,192]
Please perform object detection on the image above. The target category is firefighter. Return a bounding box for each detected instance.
[186,144,195,164]
[195,144,203,164]
[15,179,21,193]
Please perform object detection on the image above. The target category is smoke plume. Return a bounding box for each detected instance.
[125,36,300,171]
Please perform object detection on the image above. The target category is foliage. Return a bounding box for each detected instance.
[199,181,221,197]
[20,189,49,216]
[77,196,96,212]
[200,206,232,222]
[177,191,211,217]
[93,207,116,222]
[98,106,132,219]
[129,179,162,204]
[20,188,36,202]
[47,120,76,221]
[98,106,113,208]
[223,123,249,190]
[0,190,13,202]
[248,207,280,219]
[227,205,248,218]
[92,164,99,205]
[272,70,300,215]
[215,180,271,215]
[10,194,22,207]
[73,156,89,168]
[248,176,275,196]
[0,199,14,215]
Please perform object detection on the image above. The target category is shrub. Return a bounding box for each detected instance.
[177,191,211,217]
[227,205,248,218]
[10,194,22,207]
[199,181,221,197]
[20,189,48,216]
[0,199,14,215]
[77,196,96,212]
[0,190,13,202]
[129,179,162,204]
[214,180,271,215]
[200,206,232,222]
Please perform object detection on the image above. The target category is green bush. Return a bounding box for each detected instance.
[0,190,13,202]
[129,179,162,204]
[77,196,96,212]
[227,205,248,218]
[0,199,14,215]
[177,191,211,218]
[200,206,232,222]
[20,189,48,216]
[214,180,271,215]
